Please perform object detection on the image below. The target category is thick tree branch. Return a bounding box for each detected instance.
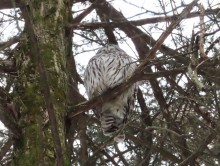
[95,5,118,44]
[70,8,220,29]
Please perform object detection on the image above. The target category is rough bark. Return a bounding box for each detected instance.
[12,0,71,165]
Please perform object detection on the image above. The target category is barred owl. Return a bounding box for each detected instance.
[84,44,136,142]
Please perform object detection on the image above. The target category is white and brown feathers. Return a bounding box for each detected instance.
[84,44,136,141]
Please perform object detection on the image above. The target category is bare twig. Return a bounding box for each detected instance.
[179,130,216,166]
[145,126,183,138]
[133,0,199,74]
[114,143,129,166]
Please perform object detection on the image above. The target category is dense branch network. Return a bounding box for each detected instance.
[0,0,220,165]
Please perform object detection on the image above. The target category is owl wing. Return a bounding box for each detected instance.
[84,46,136,99]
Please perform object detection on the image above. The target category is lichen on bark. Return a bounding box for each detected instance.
[13,0,71,165]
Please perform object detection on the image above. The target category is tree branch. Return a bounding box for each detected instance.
[0,36,20,52]
[68,67,186,118]
[0,60,16,73]
[69,8,220,29]
[114,143,129,166]
[126,134,181,163]
[72,2,96,24]
[133,0,199,75]
[179,130,217,165]
[89,0,188,66]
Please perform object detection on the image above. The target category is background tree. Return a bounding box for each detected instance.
[0,0,219,165]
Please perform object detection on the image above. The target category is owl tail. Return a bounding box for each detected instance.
[100,111,124,137]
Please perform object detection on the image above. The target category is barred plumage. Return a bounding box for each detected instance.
[84,44,136,142]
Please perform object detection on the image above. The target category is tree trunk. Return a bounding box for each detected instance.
[13,0,71,165]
